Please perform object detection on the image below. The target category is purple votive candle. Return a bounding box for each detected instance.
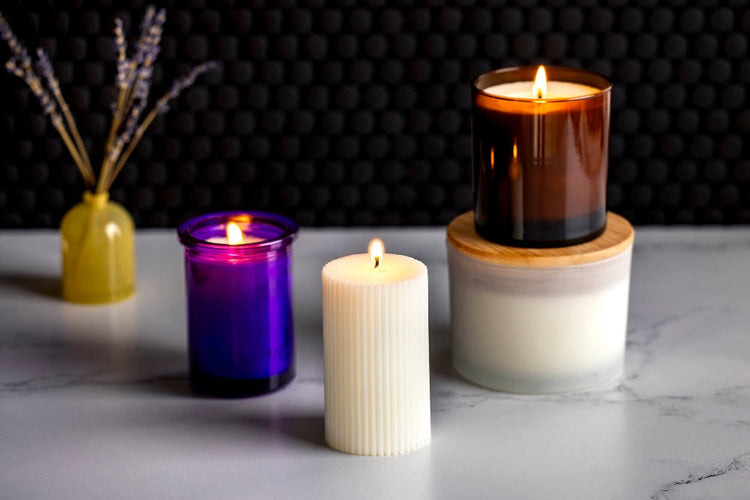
[177,211,299,397]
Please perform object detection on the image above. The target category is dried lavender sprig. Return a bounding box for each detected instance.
[1,15,56,122]
[128,8,165,100]
[2,15,96,186]
[36,47,95,182]
[110,66,152,153]
[107,74,149,165]
[106,65,151,154]
[105,16,136,158]
[116,8,164,130]
[6,58,57,119]
[126,12,163,107]
[6,57,96,186]
[100,8,166,192]
[35,48,57,88]
[157,62,218,114]
[102,61,217,191]
[32,50,62,123]
[112,7,162,113]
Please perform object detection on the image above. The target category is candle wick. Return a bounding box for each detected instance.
[374,257,380,269]
[536,88,543,99]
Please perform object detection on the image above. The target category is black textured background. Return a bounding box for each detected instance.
[1,0,748,228]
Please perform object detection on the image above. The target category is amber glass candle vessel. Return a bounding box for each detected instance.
[472,66,612,247]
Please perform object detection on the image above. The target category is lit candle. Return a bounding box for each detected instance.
[322,240,431,456]
[177,211,299,397]
[472,65,612,247]
[483,66,599,99]
[204,221,259,244]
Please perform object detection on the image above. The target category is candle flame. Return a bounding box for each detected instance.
[226,222,244,245]
[532,65,547,99]
[369,239,384,270]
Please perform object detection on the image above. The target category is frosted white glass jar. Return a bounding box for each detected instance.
[447,212,634,394]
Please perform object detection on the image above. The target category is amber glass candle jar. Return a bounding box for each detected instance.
[471,66,612,247]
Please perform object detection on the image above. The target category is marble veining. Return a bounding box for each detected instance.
[1,228,750,499]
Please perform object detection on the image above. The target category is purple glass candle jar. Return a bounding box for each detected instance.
[177,211,299,397]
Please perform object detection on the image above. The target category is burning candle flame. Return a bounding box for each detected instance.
[369,239,384,270]
[226,222,244,245]
[532,65,547,99]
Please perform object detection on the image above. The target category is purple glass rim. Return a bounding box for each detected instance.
[473,65,612,103]
[177,211,299,256]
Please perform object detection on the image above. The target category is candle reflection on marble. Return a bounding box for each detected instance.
[177,211,299,397]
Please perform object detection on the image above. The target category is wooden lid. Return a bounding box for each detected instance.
[447,211,634,267]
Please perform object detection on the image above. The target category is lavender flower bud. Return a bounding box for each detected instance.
[35,48,60,92]
[0,12,32,69]
[0,13,18,49]
[22,71,58,119]
[134,6,165,66]
[154,8,167,30]
[140,5,156,36]
[114,18,128,89]
[5,58,23,77]
[141,34,161,67]
[39,91,55,115]
[135,67,152,100]
[0,13,11,40]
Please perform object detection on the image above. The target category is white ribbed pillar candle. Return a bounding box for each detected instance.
[322,241,430,456]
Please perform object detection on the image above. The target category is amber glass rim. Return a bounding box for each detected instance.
[473,65,612,103]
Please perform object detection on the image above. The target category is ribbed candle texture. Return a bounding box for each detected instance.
[322,253,430,456]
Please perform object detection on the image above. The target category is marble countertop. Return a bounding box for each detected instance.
[1,226,749,499]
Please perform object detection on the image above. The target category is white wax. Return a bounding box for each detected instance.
[322,253,431,456]
[483,81,599,99]
[448,246,632,394]
[205,235,262,244]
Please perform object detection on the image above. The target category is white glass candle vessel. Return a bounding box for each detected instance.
[322,240,431,456]
[447,212,634,394]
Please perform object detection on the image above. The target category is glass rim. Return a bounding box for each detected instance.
[472,65,612,103]
[177,210,299,254]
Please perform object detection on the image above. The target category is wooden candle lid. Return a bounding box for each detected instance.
[447,211,634,267]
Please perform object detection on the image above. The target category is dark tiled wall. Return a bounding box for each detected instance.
[1,0,748,227]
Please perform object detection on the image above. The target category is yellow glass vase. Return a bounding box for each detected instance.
[60,191,135,303]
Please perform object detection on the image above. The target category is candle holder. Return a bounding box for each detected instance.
[472,66,612,247]
[177,211,299,398]
[447,211,633,394]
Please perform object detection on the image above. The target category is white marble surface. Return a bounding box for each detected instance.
[1,226,750,499]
